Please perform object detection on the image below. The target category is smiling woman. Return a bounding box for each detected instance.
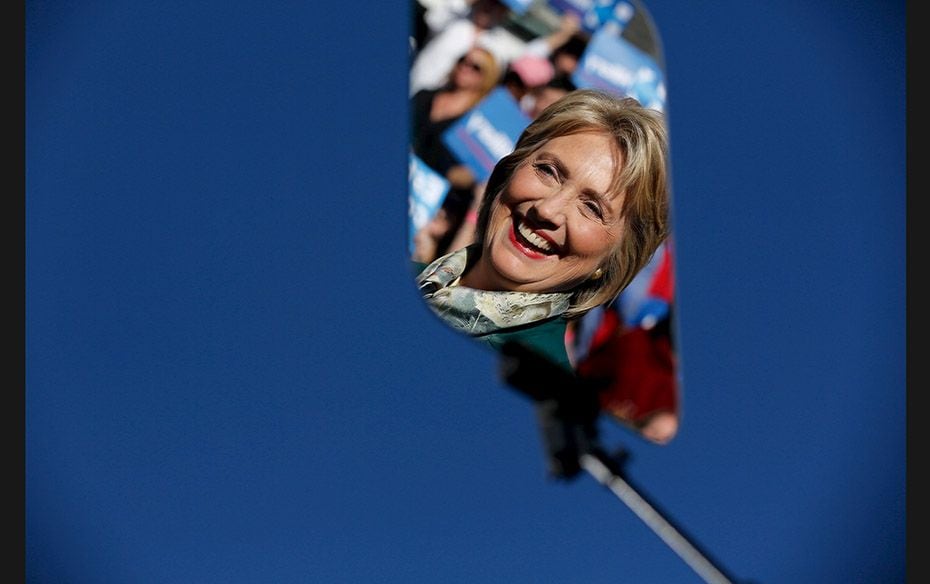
[461,132,624,295]
[416,89,669,371]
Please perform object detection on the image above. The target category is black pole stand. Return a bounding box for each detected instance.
[498,342,743,584]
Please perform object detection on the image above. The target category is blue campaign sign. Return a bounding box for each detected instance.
[549,0,635,34]
[441,87,531,183]
[408,152,450,253]
[500,0,533,14]
[572,27,666,111]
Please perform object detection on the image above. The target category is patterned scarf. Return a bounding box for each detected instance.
[417,245,572,337]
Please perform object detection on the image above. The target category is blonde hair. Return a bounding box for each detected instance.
[474,89,669,318]
[448,47,500,108]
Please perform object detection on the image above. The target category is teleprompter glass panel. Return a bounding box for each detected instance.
[408,0,680,444]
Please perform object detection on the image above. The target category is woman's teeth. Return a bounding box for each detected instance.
[517,220,554,253]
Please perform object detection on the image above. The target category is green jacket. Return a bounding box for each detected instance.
[474,316,572,371]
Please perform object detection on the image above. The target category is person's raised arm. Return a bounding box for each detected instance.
[523,13,582,58]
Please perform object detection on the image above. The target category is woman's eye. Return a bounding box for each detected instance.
[584,200,604,219]
[533,163,557,178]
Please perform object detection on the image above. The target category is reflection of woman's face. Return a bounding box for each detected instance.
[453,50,490,90]
[477,132,625,293]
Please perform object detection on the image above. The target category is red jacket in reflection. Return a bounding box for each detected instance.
[574,243,678,428]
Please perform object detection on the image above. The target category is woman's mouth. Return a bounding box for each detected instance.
[509,216,560,258]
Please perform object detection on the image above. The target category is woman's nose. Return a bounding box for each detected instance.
[530,189,570,227]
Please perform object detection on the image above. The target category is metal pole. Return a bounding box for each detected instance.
[498,342,742,582]
[580,453,735,584]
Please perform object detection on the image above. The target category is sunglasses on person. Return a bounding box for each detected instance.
[457,56,485,73]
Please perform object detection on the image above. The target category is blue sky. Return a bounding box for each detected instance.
[26,1,905,582]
